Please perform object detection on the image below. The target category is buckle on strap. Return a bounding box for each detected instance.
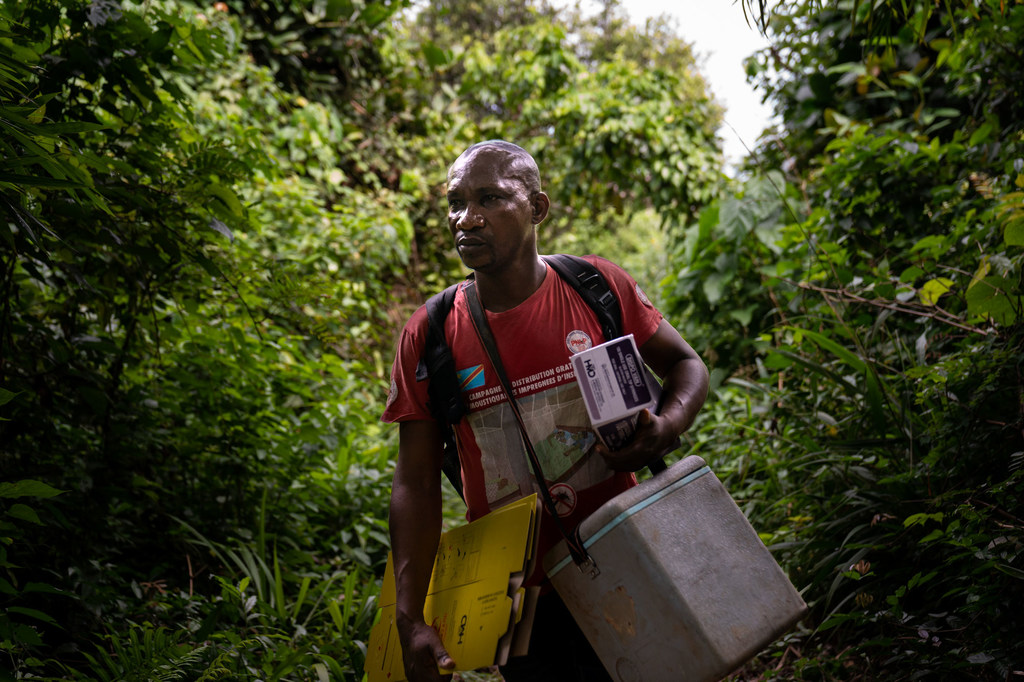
[575,554,601,579]
[571,525,600,578]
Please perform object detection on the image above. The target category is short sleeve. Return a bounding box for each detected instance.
[381,306,434,423]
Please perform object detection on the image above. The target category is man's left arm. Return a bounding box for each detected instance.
[598,319,709,471]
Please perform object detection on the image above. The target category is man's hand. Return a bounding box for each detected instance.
[398,619,456,681]
[595,408,677,472]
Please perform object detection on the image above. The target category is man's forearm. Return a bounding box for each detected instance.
[388,420,456,680]
[390,481,442,629]
[657,355,709,437]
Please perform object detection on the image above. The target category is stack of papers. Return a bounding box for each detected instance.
[365,494,542,681]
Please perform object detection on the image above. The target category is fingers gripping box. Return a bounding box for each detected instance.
[571,334,659,450]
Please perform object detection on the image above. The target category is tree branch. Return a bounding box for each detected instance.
[792,280,993,336]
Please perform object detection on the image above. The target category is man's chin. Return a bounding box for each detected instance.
[457,252,494,272]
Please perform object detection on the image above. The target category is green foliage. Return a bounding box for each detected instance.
[669,1,1024,679]
[1,0,401,678]
[78,627,214,682]
[399,0,726,285]
[454,16,723,228]
[0,480,67,665]
[220,0,411,100]
[665,171,792,368]
[12,0,1023,679]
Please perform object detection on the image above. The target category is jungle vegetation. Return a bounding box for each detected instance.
[1,0,1022,679]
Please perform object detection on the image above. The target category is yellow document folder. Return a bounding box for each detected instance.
[364,494,541,681]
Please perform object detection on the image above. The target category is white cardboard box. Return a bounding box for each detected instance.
[571,334,659,450]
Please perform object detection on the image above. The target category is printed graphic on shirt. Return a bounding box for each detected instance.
[456,364,486,392]
[467,380,612,511]
[549,483,578,517]
[565,329,593,354]
[535,426,597,480]
[635,282,652,307]
[387,378,397,408]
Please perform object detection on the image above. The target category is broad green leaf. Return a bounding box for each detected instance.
[193,254,221,278]
[0,387,17,406]
[702,272,730,304]
[910,234,949,257]
[904,512,944,528]
[360,2,393,28]
[968,122,993,147]
[12,624,42,646]
[1006,221,1024,246]
[900,265,924,283]
[971,258,992,282]
[966,275,1018,325]
[422,42,448,68]
[7,503,42,525]
[326,0,354,19]
[7,606,58,625]
[207,183,244,217]
[919,277,953,306]
[728,305,756,327]
[0,480,64,499]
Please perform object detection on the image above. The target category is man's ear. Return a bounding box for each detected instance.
[531,192,550,225]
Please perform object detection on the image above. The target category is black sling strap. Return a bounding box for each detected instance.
[464,282,598,573]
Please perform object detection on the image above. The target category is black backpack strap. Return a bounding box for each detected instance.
[417,282,462,421]
[417,282,467,499]
[543,254,623,342]
[545,254,675,473]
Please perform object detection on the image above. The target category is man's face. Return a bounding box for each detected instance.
[446,148,544,273]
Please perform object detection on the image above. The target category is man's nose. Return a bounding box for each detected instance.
[457,203,484,229]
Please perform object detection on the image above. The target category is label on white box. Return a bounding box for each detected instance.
[571,334,659,450]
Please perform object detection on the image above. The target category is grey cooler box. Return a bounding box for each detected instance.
[542,455,807,682]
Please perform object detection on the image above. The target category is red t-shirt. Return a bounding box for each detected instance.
[383,256,664,579]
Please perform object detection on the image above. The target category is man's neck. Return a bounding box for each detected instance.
[474,256,547,312]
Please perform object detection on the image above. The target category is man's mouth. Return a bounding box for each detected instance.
[457,236,486,248]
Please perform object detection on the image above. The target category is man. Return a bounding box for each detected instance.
[382,140,709,681]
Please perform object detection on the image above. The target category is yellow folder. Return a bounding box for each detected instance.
[365,494,541,681]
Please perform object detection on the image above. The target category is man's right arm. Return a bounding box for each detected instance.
[390,419,456,681]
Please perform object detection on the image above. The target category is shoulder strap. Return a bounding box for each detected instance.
[542,254,623,342]
[418,281,464,423]
[417,281,467,500]
[464,282,598,574]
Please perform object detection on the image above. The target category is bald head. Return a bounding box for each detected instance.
[448,140,542,195]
